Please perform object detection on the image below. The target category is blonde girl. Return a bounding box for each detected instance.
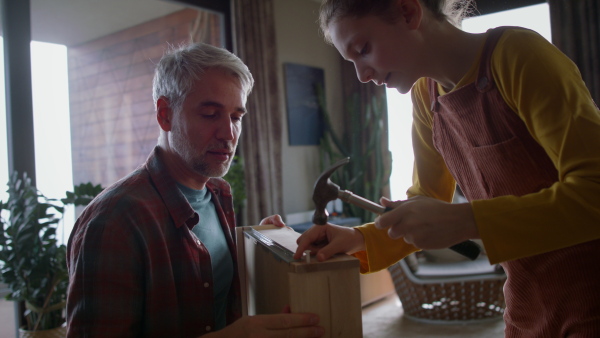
[296,0,600,336]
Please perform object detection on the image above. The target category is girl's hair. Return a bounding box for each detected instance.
[319,0,476,43]
[152,42,254,114]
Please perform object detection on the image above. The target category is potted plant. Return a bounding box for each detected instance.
[0,172,102,336]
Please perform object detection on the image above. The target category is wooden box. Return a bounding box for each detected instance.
[236,224,362,337]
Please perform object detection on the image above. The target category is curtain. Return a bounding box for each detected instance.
[340,59,392,200]
[233,0,283,225]
[548,0,600,104]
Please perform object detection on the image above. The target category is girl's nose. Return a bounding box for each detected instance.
[356,64,374,84]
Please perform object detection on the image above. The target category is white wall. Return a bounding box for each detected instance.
[273,0,344,218]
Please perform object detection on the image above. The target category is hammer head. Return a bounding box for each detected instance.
[312,157,350,225]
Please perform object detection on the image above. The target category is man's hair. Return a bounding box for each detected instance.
[319,0,475,44]
[152,42,254,113]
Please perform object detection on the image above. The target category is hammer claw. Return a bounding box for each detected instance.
[312,157,350,225]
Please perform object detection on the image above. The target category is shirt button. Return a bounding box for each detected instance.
[204,282,209,288]
[206,326,212,332]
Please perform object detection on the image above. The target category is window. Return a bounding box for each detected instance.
[1,6,228,244]
[0,41,74,244]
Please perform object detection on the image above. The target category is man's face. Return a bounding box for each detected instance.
[169,68,247,179]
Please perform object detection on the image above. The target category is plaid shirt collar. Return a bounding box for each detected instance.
[145,146,199,230]
[144,146,236,232]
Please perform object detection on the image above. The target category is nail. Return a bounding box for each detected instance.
[304,250,311,263]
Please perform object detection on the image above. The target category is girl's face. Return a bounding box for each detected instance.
[329,11,422,94]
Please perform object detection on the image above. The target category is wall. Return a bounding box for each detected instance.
[273,0,344,218]
[67,9,222,187]
[67,1,344,219]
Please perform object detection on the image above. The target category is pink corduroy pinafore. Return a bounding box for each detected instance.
[428,26,600,337]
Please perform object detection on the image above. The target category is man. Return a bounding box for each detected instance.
[67,43,324,338]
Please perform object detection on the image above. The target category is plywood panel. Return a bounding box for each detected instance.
[237,225,362,338]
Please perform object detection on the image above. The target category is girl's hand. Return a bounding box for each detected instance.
[293,223,365,262]
[259,214,286,227]
[375,196,479,249]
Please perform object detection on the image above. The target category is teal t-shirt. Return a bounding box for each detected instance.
[177,183,233,331]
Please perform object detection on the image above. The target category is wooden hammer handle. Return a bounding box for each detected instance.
[338,190,386,214]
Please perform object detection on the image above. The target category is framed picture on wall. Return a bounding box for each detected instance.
[283,63,325,146]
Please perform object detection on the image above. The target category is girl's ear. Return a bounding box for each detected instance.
[399,0,423,29]
[156,97,173,132]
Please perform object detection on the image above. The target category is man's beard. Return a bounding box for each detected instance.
[171,129,234,178]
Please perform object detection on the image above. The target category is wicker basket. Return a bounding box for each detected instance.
[388,258,506,323]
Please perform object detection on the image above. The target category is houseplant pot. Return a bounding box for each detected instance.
[0,172,103,335]
[19,322,67,338]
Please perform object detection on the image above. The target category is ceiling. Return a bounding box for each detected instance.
[12,0,544,47]
[29,0,188,46]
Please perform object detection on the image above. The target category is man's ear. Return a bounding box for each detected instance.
[399,0,423,29]
[156,97,173,132]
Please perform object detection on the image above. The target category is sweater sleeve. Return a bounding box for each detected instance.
[471,29,600,263]
[352,223,420,273]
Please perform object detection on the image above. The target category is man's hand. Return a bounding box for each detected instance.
[375,196,479,249]
[293,223,365,262]
[259,214,286,227]
[207,313,324,338]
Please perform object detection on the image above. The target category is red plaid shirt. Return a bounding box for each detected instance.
[66,146,242,337]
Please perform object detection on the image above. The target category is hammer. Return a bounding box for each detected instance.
[312,157,481,260]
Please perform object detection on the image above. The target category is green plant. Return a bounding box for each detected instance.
[223,155,246,223]
[60,181,104,207]
[0,172,103,331]
[317,85,391,223]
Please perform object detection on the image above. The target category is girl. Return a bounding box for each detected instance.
[295,0,600,336]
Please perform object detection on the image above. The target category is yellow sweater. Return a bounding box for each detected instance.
[354,28,600,272]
